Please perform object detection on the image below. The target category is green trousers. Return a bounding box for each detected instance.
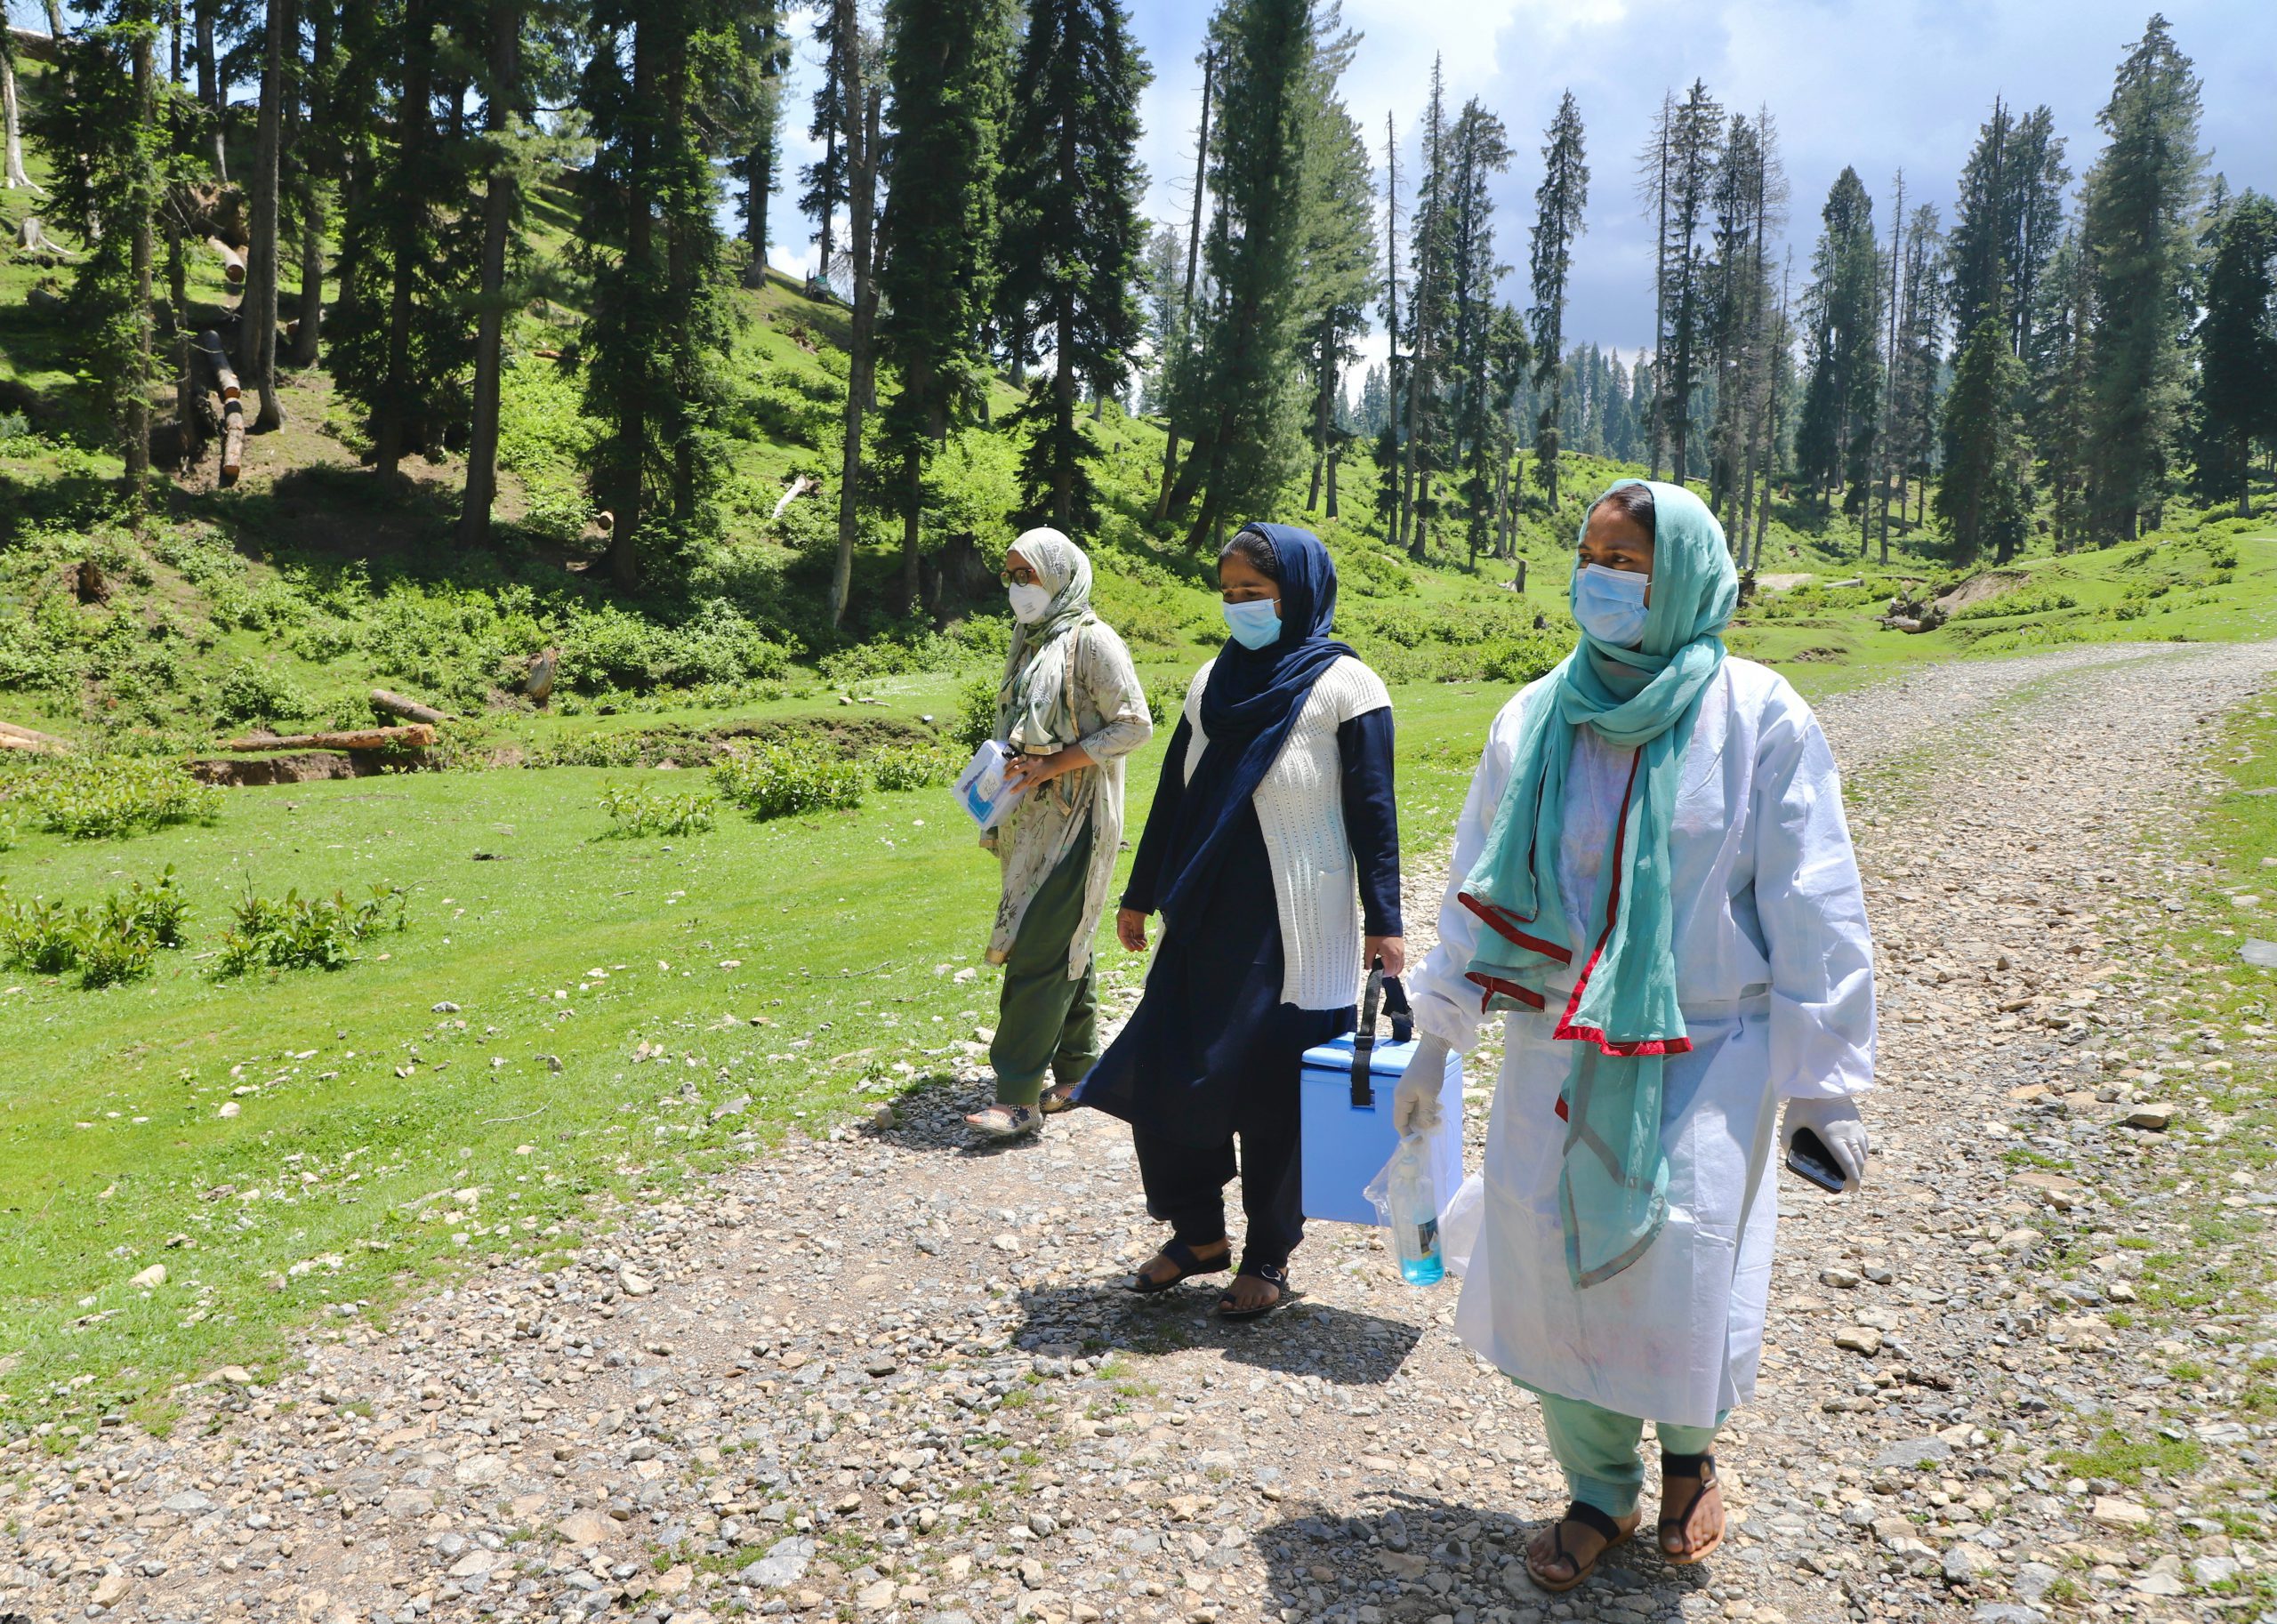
[990,821,1098,1108]
[1536,1392,1724,1519]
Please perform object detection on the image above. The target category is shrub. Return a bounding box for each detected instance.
[103,865,190,947]
[597,783,717,837]
[2,757,224,840]
[0,894,84,975]
[869,743,959,792]
[213,884,408,977]
[211,658,319,728]
[952,676,999,750]
[75,922,155,988]
[712,742,865,821]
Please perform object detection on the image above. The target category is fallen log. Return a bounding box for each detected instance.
[206,235,245,285]
[0,720,71,754]
[369,688,454,725]
[221,723,435,752]
[196,330,239,398]
[220,400,245,482]
[769,474,814,523]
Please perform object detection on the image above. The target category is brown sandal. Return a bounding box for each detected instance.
[1658,1451,1725,1565]
[1526,1501,1632,1594]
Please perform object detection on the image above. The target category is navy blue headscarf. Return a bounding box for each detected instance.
[1154,523,1355,929]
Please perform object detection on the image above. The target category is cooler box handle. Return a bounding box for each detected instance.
[1348,959,1414,1109]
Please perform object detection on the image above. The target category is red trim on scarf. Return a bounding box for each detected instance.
[1549,750,1694,1062]
[1466,971,1546,1012]
[1456,892,1574,964]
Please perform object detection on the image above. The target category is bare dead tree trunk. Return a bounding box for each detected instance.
[289,0,333,367]
[125,32,156,506]
[826,15,878,630]
[1154,43,1211,524]
[375,0,431,478]
[243,0,289,432]
[603,13,656,587]
[3,53,41,193]
[457,0,520,549]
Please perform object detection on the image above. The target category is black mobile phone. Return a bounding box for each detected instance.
[1786,1126,1847,1194]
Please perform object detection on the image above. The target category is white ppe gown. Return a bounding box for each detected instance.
[1408,657,1876,1429]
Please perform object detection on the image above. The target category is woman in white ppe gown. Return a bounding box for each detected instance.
[1392,479,1875,1592]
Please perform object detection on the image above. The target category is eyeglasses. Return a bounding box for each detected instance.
[999,567,1040,587]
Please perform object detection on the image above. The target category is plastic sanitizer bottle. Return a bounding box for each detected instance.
[1387,1133,1445,1286]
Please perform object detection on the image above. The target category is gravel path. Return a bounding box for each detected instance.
[11,641,2277,1624]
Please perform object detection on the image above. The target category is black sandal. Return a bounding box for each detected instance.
[1127,1238,1229,1296]
[1526,1500,1633,1594]
[1657,1451,1724,1565]
[1039,1081,1081,1114]
[1215,1262,1301,1322]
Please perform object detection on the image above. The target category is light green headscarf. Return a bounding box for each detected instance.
[994,527,1096,755]
[1457,479,1738,1288]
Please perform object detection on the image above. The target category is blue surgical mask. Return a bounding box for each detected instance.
[1221,597,1282,650]
[1573,563,1650,647]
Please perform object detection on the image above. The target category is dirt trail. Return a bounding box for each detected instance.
[8,641,2277,1624]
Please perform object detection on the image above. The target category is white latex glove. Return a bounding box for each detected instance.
[1781,1094,1870,1192]
[1391,1035,1452,1136]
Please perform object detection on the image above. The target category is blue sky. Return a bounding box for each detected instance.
[759,1,2274,364]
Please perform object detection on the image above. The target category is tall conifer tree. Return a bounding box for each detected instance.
[877,0,1013,615]
[1938,309,2031,564]
[2080,12,2203,539]
[2191,191,2277,515]
[1527,90,1587,508]
[996,0,1152,531]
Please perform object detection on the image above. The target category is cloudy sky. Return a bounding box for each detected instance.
[761,0,2275,366]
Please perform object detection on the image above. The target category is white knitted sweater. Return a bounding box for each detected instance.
[1176,655,1393,1009]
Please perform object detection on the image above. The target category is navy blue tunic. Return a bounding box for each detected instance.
[1079,708,1402,1149]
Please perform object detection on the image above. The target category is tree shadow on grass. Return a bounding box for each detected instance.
[1250,1489,1709,1623]
[1008,1280,1423,1388]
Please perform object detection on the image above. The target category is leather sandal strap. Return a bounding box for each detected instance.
[1561,1500,1624,1546]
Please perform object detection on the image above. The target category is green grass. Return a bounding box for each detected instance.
[2051,1428,2205,1486]
[0,678,1497,1429]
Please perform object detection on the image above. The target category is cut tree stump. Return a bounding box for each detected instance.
[369,688,454,725]
[221,402,245,482]
[221,723,434,752]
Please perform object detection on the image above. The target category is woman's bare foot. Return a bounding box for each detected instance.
[1658,1456,1726,1564]
[1525,1507,1640,1590]
[1134,1238,1228,1290]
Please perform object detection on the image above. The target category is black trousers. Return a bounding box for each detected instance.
[1131,1050,1305,1274]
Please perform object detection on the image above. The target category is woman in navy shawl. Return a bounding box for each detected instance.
[1079,524,1402,1319]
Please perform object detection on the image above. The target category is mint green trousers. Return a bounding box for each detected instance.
[1537,1393,1724,1519]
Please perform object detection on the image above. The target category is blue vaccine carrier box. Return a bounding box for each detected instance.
[1299,969,1465,1225]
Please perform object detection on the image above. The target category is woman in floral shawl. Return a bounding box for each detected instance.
[965,528,1153,1139]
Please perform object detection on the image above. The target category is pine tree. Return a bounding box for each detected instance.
[31,9,166,502]
[1296,71,1374,521]
[1443,97,1511,558]
[1163,0,1324,549]
[2191,190,2277,515]
[458,0,526,548]
[2031,229,2096,549]
[1375,108,1404,544]
[736,7,792,290]
[2080,13,2203,540]
[826,0,882,627]
[1795,165,1882,517]
[1657,79,1721,487]
[1938,309,2031,564]
[1948,100,2072,360]
[801,4,850,292]
[1152,40,1215,522]
[329,0,478,479]
[578,0,742,588]
[1398,57,1452,557]
[876,0,1013,615]
[1527,89,1586,509]
[996,0,1151,532]
[1888,204,1945,535]
[239,0,291,432]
